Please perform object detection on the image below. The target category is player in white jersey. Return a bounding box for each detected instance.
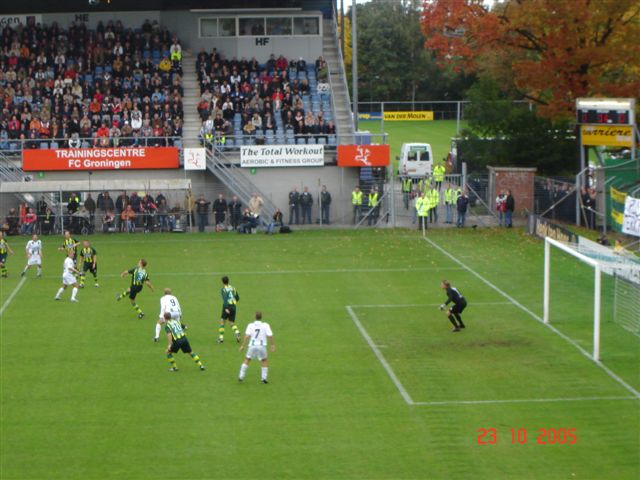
[21,234,43,277]
[238,311,275,384]
[154,287,183,342]
[54,251,80,302]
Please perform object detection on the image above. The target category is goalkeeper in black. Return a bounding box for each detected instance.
[440,280,467,332]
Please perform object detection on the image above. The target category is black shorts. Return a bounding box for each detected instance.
[129,285,143,300]
[170,336,192,354]
[450,300,467,315]
[0,253,6,264]
[221,306,236,322]
[82,262,97,274]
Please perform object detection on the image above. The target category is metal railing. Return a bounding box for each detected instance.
[205,142,278,221]
[330,3,355,137]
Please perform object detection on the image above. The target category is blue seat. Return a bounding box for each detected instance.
[50,141,59,149]
[328,135,337,145]
[39,142,49,149]
[317,137,327,145]
[296,137,306,145]
[307,137,316,144]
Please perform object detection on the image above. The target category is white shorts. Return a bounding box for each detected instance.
[246,345,267,361]
[159,311,181,323]
[62,272,76,286]
[28,255,41,266]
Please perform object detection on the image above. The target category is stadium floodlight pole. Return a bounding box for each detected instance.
[352,0,358,132]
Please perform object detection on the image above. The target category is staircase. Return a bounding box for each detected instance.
[206,146,278,221]
[0,153,59,211]
[181,51,202,149]
[323,18,355,144]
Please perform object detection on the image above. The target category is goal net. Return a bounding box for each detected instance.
[544,236,640,361]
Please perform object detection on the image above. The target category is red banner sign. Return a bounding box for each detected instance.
[337,144,390,167]
[22,147,180,171]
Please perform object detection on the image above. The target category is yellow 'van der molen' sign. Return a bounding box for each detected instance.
[581,125,633,147]
[384,111,434,121]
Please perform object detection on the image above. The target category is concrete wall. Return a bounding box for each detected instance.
[38,10,324,61]
[235,165,359,224]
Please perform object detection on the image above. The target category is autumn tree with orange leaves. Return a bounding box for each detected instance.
[421,0,640,120]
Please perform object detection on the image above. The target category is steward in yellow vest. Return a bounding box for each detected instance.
[433,164,446,189]
[352,187,363,224]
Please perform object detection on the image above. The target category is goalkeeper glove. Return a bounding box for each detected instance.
[439,304,445,311]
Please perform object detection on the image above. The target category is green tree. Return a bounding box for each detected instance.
[349,0,473,102]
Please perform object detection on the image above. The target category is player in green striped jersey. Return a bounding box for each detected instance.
[164,312,205,372]
[0,232,14,277]
[58,231,79,259]
[218,275,241,343]
[78,240,99,288]
[116,259,155,318]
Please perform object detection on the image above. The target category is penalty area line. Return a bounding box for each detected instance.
[413,396,639,406]
[422,236,640,399]
[0,277,27,317]
[346,305,415,405]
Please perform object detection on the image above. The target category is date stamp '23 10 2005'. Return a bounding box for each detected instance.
[477,427,577,445]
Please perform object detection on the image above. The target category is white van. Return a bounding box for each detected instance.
[398,143,433,178]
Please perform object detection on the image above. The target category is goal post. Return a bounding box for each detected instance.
[544,237,603,360]
[544,236,640,362]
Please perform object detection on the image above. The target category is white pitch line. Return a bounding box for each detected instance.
[413,396,638,406]
[346,306,414,405]
[36,266,464,280]
[423,236,640,399]
[351,301,511,308]
[0,277,27,318]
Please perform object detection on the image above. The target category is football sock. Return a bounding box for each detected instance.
[155,323,162,339]
[1,265,7,275]
[448,315,458,328]
[79,274,85,286]
[118,291,127,299]
[190,353,203,367]
[93,272,98,283]
[454,314,465,328]
[239,363,248,380]
[218,325,225,340]
[55,287,64,298]
[22,266,29,273]
[36,266,42,276]
[71,287,78,300]
[231,324,240,336]
[132,303,143,315]
[167,353,177,368]
[261,367,268,381]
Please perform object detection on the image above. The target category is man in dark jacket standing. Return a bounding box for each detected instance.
[195,194,211,232]
[84,193,96,228]
[456,190,469,228]
[288,187,300,225]
[228,196,242,231]
[505,190,515,228]
[213,194,227,227]
[320,185,332,225]
[300,187,313,225]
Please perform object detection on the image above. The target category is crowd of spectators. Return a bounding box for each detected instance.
[196,51,336,146]
[0,19,184,150]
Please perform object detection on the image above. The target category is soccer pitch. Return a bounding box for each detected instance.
[1,228,638,479]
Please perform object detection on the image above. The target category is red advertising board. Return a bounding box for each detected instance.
[337,144,390,167]
[22,147,180,171]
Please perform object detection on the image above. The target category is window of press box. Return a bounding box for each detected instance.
[266,17,293,36]
[239,18,265,36]
[219,18,236,37]
[200,18,218,37]
[293,17,319,35]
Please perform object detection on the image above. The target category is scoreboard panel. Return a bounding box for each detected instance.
[576,98,635,126]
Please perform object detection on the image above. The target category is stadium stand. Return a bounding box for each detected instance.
[0,19,184,150]
[195,50,336,147]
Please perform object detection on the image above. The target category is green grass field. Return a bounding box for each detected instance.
[359,119,463,166]
[1,228,638,479]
